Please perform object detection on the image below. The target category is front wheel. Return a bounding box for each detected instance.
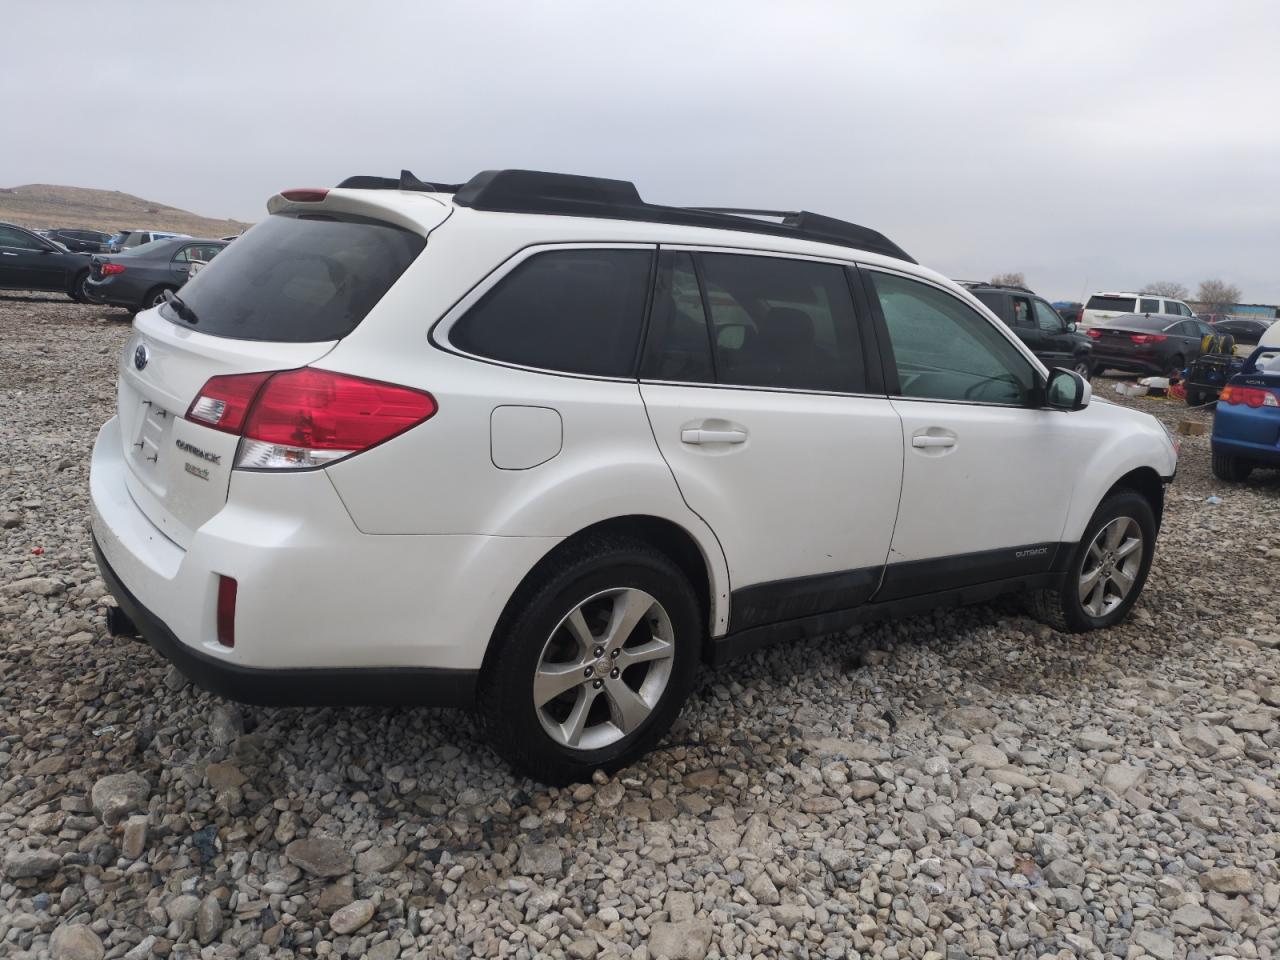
[142,286,175,310]
[1212,451,1253,482]
[477,536,701,783]
[1071,358,1092,379]
[1027,490,1156,633]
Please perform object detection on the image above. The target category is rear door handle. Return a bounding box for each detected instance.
[681,428,747,445]
[912,435,956,448]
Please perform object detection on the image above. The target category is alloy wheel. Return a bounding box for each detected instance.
[533,587,675,751]
[1078,516,1144,618]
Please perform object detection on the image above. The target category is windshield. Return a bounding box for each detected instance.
[165,213,425,342]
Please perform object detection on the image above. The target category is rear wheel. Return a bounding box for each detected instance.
[1185,387,1203,406]
[1212,451,1253,482]
[68,270,90,303]
[1071,357,1092,379]
[477,536,701,784]
[1027,490,1156,633]
[1165,354,1185,378]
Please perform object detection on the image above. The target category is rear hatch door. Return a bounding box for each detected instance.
[115,202,434,548]
[117,314,336,549]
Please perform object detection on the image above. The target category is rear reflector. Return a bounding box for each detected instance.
[280,188,329,202]
[101,263,126,276]
[185,368,437,469]
[216,576,237,648]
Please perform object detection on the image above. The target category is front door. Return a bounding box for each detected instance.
[860,267,1086,599]
[1032,298,1076,369]
[639,249,903,632]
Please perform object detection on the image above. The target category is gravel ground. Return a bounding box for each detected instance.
[2,293,1278,960]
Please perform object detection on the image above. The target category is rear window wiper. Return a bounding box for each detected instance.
[163,289,199,325]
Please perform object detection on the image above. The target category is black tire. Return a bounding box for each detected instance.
[1200,333,1216,355]
[1185,387,1202,406]
[142,286,174,310]
[476,536,702,784]
[1217,334,1235,356]
[1165,354,1185,377]
[1071,357,1092,379]
[68,270,90,303]
[1026,490,1157,633]
[1212,451,1253,482]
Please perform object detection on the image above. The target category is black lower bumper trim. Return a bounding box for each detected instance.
[92,536,477,709]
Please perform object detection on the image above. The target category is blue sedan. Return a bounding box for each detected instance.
[1211,336,1280,481]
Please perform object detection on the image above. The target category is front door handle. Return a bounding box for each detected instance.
[682,427,747,445]
[912,434,956,449]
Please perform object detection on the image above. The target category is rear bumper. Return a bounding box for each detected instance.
[89,415,561,705]
[93,535,478,707]
[84,276,138,307]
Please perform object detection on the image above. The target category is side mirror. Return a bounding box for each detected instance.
[1067,321,1078,332]
[1045,368,1090,411]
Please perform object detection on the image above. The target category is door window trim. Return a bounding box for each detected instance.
[637,244,886,399]
[430,242,658,383]
[856,264,1049,409]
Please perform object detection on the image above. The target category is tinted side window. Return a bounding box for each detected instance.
[972,290,1006,322]
[697,253,865,393]
[453,249,652,377]
[1140,297,1160,314]
[640,252,713,383]
[0,226,45,250]
[868,271,1036,406]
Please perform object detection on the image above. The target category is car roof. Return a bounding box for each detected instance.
[1092,291,1186,301]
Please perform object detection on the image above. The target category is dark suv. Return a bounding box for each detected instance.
[965,283,1094,377]
[44,228,112,254]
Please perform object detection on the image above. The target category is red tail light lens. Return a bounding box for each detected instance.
[280,188,329,202]
[185,372,273,433]
[1085,328,1103,339]
[216,575,237,648]
[186,368,437,469]
[1130,334,1168,345]
[1220,385,1279,408]
[101,263,126,276]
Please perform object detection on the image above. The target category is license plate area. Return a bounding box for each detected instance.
[129,400,176,492]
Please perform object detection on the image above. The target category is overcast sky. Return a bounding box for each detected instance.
[6,1,1279,302]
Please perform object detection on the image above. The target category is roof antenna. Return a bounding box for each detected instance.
[400,169,435,191]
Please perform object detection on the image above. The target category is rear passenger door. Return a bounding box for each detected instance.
[639,249,903,633]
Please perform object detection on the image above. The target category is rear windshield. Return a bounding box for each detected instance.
[1100,314,1169,331]
[1086,295,1136,312]
[165,213,425,342]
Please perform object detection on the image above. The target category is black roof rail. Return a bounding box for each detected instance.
[451,169,914,263]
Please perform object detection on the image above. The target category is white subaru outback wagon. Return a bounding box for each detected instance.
[90,169,1178,782]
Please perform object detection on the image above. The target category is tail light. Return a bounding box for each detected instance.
[216,576,237,647]
[1085,328,1103,339]
[185,368,437,469]
[101,263,126,276]
[1220,384,1279,408]
[1130,334,1168,345]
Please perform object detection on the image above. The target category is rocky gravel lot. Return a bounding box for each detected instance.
[2,293,1279,960]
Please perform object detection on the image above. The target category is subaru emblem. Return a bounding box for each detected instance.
[134,343,149,371]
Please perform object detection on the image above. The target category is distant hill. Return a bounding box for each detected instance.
[0,184,252,238]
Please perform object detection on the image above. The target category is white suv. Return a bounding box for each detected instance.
[1081,291,1197,329]
[90,169,1178,782]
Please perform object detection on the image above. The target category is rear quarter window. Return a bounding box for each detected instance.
[1087,295,1137,312]
[169,213,425,342]
[449,249,653,377]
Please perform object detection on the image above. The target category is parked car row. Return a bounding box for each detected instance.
[1,219,228,310]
